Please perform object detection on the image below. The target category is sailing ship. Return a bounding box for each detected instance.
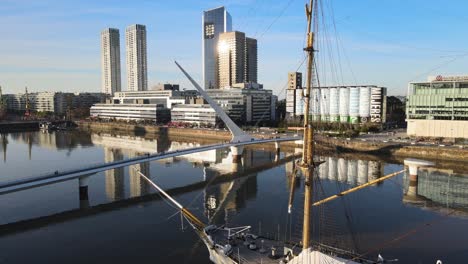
[135,1,438,263]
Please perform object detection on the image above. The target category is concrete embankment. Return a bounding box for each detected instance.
[0,121,39,132]
[78,121,468,162]
[319,136,468,163]
[78,121,232,140]
[77,121,301,148]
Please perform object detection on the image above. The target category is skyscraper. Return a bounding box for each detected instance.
[245,37,257,84]
[126,24,148,91]
[218,31,245,88]
[101,28,121,95]
[202,6,232,89]
[218,31,258,89]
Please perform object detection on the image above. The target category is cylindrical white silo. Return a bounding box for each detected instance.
[347,159,358,186]
[311,88,321,121]
[328,157,337,181]
[339,87,350,123]
[320,88,330,122]
[357,160,368,185]
[349,87,360,124]
[295,89,304,116]
[338,158,347,182]
[359,86,371,123]
[329,87,339,122]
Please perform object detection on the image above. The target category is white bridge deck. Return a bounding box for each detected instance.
[0,136,301,195]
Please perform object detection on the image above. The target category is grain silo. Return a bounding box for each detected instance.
[320,88,330,122]
[339,87,350,123]
[329,87,339,122]
[349,87,360,123]
[359,86,371,123]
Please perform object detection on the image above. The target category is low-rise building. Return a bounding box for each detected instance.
[112,90,188,108]
[407,75,468,138]
[90,103,170,123]
[72,93,107,109]
[206,87,276,125]
[5,91,106,115]
[171,104,218,126]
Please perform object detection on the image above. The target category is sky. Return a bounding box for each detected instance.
[1,0,468,97]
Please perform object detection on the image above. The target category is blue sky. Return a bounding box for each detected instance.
[1,0,468,97]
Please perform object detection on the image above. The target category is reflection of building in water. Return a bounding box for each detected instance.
[347,160,358,186]
[94,134,154,199]
[129,152,151,197]
[92,134,159,154]
[104,147,125,201]
[368,161,383,182]
[328,157,337,181]
[1,133,7,162]
[317,156,383,186]
[204,171,258,224]
[357,160,368,185]
[337,158,347,183]
[403,168,468,210]
[5,131,93,159]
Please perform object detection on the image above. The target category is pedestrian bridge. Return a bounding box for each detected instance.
[0,136,301,195]
[0,61,303,203]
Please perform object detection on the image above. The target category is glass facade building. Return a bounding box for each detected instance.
[406,75,468,138]
[202,6,232,89]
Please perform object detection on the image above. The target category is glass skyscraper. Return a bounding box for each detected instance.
[202,6,232,89]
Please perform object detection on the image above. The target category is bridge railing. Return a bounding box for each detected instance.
[0,136,301,195]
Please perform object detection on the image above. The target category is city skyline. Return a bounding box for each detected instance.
[2,0,468,96]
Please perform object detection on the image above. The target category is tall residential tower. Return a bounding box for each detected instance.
[202,6,232,89]
[101,28,121,95]
[126,24,148,91]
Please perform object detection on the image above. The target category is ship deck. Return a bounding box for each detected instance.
[209,228,301,264]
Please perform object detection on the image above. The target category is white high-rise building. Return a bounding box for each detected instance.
[126,24,148,91]
[202,6,232,89]
[101,28,121,95]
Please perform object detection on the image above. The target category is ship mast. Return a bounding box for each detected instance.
[300,0,316,250]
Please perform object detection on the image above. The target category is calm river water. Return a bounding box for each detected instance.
[0,130,467,263]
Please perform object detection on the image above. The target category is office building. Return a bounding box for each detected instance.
[286,72,303,118]
[203,6,232,89]
[218,31,258,89]
[244,37,257,83]
[101,28,121,95]
[112,90,188,108]
[151,83,180,91]
[90,104,170,123]
[126,24,148,91]
[206,87,276,124]
[171,104,218,126]
[407,75,468,138]
[72,93,106,109]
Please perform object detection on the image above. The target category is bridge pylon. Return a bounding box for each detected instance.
[174,61,252,143]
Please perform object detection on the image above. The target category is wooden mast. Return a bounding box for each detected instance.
[301,0,315,250]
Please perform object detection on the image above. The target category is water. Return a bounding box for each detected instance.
[1,130,468,263]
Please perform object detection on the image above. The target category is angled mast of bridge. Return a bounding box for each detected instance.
[174,61,252,143]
